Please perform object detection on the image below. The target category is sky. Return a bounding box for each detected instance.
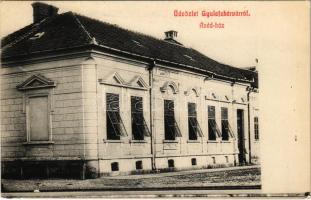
[0,1,259,68]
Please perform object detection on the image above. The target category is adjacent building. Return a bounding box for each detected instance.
[1,2,259,178]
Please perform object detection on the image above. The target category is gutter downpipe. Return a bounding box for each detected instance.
[148,60,156,171]
[247,86,253,165]
[231,81,237,166]
[81,63,86,179]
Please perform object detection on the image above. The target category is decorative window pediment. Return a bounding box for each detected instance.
[211,92,217,99]
[160,81,179,94]
[128,75,148,89]
[99,72,148,91]
[99,72,125,86]
[184,87,200,97]
[16,74,56,91]
[112,72,125,85]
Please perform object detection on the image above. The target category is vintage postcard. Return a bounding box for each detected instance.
[0,1,309,198]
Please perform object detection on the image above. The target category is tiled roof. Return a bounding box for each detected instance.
[1,12,258,88]
[2,12,91,58]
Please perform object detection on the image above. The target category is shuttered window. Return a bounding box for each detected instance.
[131,96,150,140]
[188,103,203,140]
[220,107,235,140]
[106,93,127,140]
[221,107,229,140]
[208,106,221,140]
[164,100,182,140]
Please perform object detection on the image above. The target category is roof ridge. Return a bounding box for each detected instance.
[71,12,94,44]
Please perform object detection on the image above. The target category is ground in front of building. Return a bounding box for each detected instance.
[2,166,260,193]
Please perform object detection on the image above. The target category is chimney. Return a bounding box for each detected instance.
[164,30,178,41]
[32,2,59,23]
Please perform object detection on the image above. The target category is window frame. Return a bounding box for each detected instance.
[131,96,150,140]
[106,93,127,140]
[164,100,182,141]
[188,102,203,140]
[208,105,221,141]
[25,93,54,144]
[221,107,232,141]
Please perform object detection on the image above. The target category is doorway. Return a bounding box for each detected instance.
[237,109,246,164]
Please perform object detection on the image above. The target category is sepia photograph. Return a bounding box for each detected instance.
[0,1,309,198]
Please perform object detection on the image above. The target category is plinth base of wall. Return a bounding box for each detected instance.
[1,160,99,179]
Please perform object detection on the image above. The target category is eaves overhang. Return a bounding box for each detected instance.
[90,44,255,85]
[1,43,257,87]
[1,44,94,65]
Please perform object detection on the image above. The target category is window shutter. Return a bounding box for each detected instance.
[106,93,128,139]
[164,100,182,139]
[131,96,150,139]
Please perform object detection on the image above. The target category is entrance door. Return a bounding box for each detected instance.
[237,109,246,164]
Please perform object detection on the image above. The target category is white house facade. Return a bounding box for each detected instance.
[1,2,259,178]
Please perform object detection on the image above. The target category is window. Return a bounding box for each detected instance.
[221,108,229,140]
[28,96,49,141]
[111,162,119,171]
[131,96,150,140]
[208,106,221,140]
[106,93,127,140]
[220,107,235,140]
[164,100,182,140]
[168,159,175,168]
[191,158,197,166]
[135,161,143,170]
[188,103,203,140]
[254,117,259,140]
